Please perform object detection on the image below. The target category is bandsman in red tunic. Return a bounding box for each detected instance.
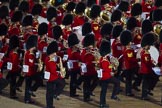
[0,5,10,25]
[47,7,57,39]
[90,5,102,41]
[82,33,98,102]
[67,33,81,97]
[62,14,73,40]
[24,35,39,103]
[45,41,65,108]
[9,0,19,18]
[120,30,139,96]
[6,36,21,99]
[131,3,142,27]
[140,32,159,100]
[111,25,124,80]
[111,9,123,26]
[31,4,43,30]
[99,40,120,108]
[8,11,23,38]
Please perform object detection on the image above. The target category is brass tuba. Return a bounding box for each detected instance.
[154,24,162,36]
[84,7,91,20]
[100,10,111,24]
[50,0,55,6]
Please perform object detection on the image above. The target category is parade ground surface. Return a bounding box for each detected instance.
[1,77,162,108]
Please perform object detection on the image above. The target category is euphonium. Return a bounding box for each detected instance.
[100,10,111,24]
[154,24,162,36]
[84,7,91,20]
[109,55,119,71]
[50,0,55,6]
[58,56,66,78]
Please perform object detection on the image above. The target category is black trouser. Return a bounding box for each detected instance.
[9,73,17,97]
[0,78,8,92]
[124,68,135,94]
[46,78,65,108]
[83,74,98,100]
[141,73,159,98]
[133,67,142,87]
[69,69,80,96]
[100,77,120,105]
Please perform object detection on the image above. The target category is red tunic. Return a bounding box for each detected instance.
[38,39,48,63]
[45,56,59,82]
[99,56,112,80]
[122,47,139,70]
[72,15,88,28]
[140,49,154,74]
[67,48,81,71]
[8,50,20,73]
[91,21,101,41]
[24,50,37,77]
[8,23,21,37]
[62,27,72,40]
[0,61,3,78]
[112,39,123,59]
[83,51,96,76]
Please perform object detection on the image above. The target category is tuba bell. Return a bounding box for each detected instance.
[50,0,55,6]
[84,7,91,20]
[100,10,111,24]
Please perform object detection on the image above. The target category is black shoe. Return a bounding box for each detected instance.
[53,95,60,100]
[111,96,120,101]
[126,93,134,97]
[29,91,36,97]
[70,94,79,97]
[76,86,82,90]
[147,91,154,96]
[84,98,93,102]
[90,92,95,96]
[25,100,35,104]
[99,104,109,108]
[133,86,140,92]
[141,97,149,100]
[10,96,18,99]
[16,88,22,92]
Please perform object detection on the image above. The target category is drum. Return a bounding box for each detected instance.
[149,46,159,65]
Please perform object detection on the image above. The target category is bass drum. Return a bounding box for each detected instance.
[149,46,159,65]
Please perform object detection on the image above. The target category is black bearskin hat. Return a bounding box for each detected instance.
[11,10,23,22]
[100,23,113,37]
[90,4,101,19]
[9,35,19,50]
[52,25,63,40]
[47,7,57,21]
[75,2,86,15]
[111,9,122,22]
[152,9,162,21]
[83,33,95,47]
[0,5,9,19]
[38,22,48,36]
[99,40,111,57]
[141,32,155,47]
[18,1,29,13]
[142,19,153,35]
[68,33,80,47]
[112,25,123,38]
[86,0,96,7]
[26,35,38,50]
[0,23,8,36]
[47,41,58,56]
[31,4,43,16]
[155,0,162,8]
[22,15,33,27]
[117,1,129,12]
[131,3,142,16]
[82,22,92,36]
[62,14,73,26]
[66,1,76,12]
[9,0,19,10]
[120,30,132,46]
[126,17,137,31]
[100,0,110,5]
